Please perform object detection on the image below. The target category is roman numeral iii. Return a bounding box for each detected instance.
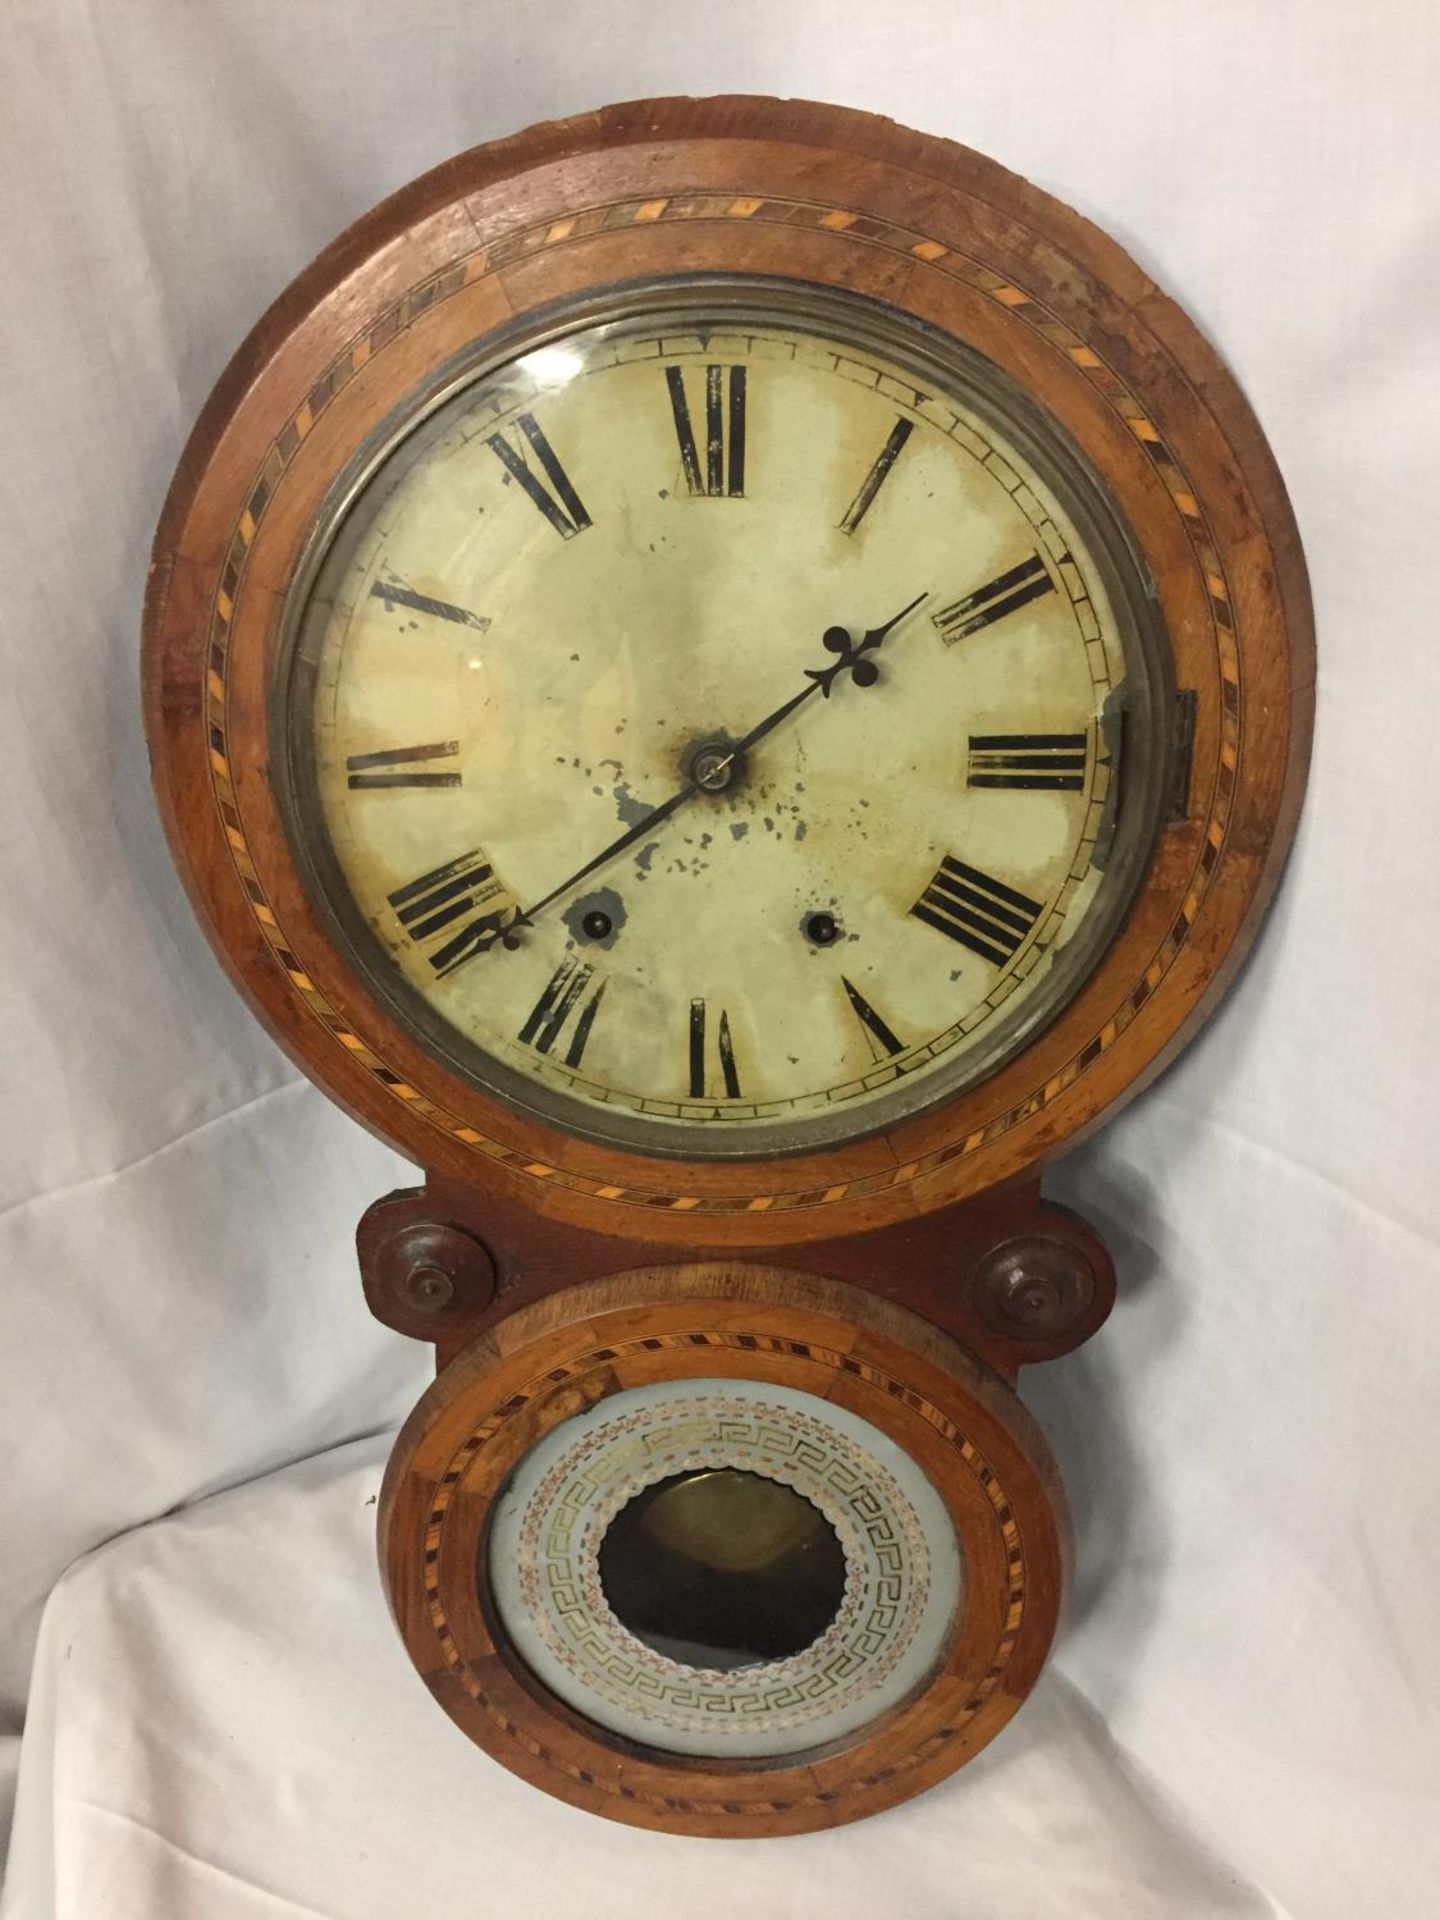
[388,849,516,974]
[519,958,607,1069]
[665,364,747,497]
[485,414,592,538]
[911,857,1044,965]
[933,554,1055,644]
[689,998,742,1098]
[967,733,1088,792]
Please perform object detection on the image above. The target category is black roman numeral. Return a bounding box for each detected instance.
[966,733,1088,792]
[842,977,904,1061]
[369,577,489,630]
[485,414,592,538]
[518,958,606,1069]
[933,554,1055,644]
[911,857,1043,966]
[689,998,742,1098]
[388,850,517,974]
[346,741,462,790]
[840,417,914,534]
[665,365,747,497]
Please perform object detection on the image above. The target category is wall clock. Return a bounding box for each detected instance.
[143,97,1312,1836]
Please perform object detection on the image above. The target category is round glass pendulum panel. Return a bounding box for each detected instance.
[597,1467,849,1670]
[484,1378,964,1760]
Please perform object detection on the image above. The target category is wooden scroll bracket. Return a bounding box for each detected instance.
[356,1171,1115,1383]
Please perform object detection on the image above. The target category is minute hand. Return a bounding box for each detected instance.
[519,781,697,925]
[517,591,929,930]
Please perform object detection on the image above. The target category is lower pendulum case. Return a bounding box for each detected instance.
[366,1179,1110,1836]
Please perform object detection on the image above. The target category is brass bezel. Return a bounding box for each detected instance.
[273,274,1172,1161]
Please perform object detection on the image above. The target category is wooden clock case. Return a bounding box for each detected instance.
[142,97,1313,1834]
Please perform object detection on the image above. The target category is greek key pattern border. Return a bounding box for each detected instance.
[508,1396,929,1737]
[417,1328,1028,1818]
[204,188,1241,1214]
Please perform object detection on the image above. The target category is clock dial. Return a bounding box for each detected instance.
[285,294,1161,1155]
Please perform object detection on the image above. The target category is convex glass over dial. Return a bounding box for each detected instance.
[283,287,1164,1156]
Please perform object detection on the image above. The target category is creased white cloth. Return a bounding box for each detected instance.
[1,1435,1276,1920]
[2,1,1438,1914]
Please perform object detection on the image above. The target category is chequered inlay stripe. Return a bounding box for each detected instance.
[204,190,1242,1212]
[418,1329,1028,1816]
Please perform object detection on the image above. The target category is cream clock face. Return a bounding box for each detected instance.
[284,289,1162,1156]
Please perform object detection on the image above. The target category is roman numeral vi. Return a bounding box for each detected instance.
[689,998,742,1098]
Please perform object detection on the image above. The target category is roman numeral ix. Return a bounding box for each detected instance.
[666,364,747,497]
[966,733,1088,792]
[485,414,592,538]
[933,554,1055,644]
[911,857,1043,966]
[346,741,462,790]
[388,850,516,975]
[689,998,742,1099]
[519,958,606,1069]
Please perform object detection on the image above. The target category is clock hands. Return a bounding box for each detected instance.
[464,593,929,962]
[699,591,930,782]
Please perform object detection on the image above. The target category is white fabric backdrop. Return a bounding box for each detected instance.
[2,2,1437,1914]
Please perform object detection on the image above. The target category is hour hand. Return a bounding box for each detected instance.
[805,591,929,696]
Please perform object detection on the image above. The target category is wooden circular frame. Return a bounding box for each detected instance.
[379,1266,1067,1835]
[143,96,1313,1247]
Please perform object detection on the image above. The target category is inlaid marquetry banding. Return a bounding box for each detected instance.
[202,188,1241,1214]
[417,1328,1023,1817]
